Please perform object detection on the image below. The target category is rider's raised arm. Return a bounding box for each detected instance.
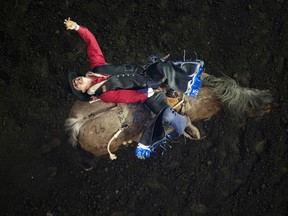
[64,17,107,70]
[76,26,107,69]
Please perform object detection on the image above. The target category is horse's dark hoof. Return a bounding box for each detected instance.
[81,163,94,172]
[185,118,201,140]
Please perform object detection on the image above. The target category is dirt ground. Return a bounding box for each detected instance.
[1,0,288,215]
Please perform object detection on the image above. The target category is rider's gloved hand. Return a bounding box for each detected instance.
[64,17,79,31]
[135,143,151,159]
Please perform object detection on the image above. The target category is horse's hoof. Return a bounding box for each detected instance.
[185,119,201,140]
[81,163,94,172]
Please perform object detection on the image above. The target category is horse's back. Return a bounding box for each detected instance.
[78,108,123,156]
[70,101,152,157]
[69,100,117,119]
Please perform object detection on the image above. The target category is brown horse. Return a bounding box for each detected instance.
[65,73,277,159]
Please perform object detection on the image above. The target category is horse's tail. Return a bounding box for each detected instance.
[64,116,88,147]
[202,75,276,119]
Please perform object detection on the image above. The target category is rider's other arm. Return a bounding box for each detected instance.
[99,90,148,104]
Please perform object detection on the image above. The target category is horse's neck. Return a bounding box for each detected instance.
[181,96,197,120]
[181,88,222,122]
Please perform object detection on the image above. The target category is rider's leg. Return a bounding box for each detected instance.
[145,91,188,137]
[162,61,204,97]
[145,60,204,98]
[162,107,187,137]
[136,92,189,159]
[136,92,168,159]
[135,106,189,159]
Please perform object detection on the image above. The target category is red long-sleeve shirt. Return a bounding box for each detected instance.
[76,26,148,103]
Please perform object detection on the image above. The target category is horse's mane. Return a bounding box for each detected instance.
[202,75,274,120]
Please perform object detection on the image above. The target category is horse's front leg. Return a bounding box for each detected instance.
[184,117,201,140]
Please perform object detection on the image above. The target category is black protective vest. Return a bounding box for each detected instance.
[92,64,147,95]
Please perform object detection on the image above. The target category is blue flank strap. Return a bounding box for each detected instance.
[186,65,204,98]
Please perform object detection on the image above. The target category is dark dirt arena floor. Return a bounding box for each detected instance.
[1,0,288,215]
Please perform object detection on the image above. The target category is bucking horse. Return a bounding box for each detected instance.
[65,72,278,161]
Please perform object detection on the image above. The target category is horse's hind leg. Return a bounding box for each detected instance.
[76,143,95,171]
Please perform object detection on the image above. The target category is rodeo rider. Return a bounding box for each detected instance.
[64,18,203,170]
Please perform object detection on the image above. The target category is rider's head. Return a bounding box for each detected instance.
[72,76,92,93]
[68,72,91,101]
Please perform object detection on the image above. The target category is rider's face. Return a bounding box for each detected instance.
[73,76,91,93]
